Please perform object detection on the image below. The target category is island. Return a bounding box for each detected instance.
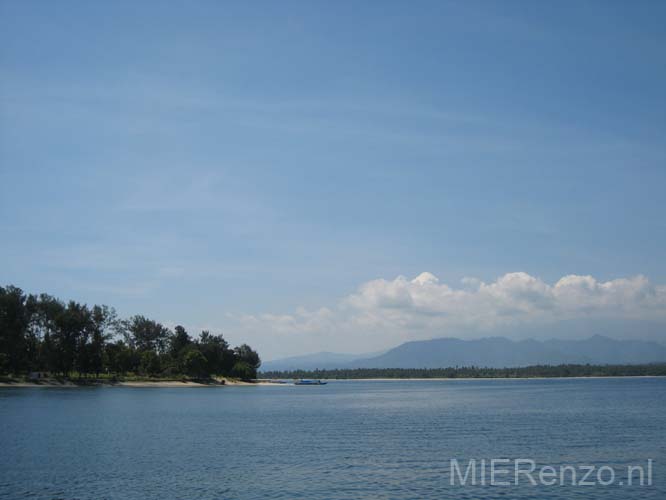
[0,285,261,386]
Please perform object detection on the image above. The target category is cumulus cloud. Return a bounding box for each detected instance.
[229,272,666,358]
[345,272,665,326]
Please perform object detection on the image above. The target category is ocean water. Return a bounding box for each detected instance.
[1,378,665,499]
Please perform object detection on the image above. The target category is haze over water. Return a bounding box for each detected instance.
[1,378,665,500]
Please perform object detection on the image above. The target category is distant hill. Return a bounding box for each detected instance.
[349,335,666,368]
[261,351,383,372]
[261,335,666,371]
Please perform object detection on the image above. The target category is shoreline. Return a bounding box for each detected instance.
[323,375,665,381]
[0,378,284,388]
[2,375,664,387]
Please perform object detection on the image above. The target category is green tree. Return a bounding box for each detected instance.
[30,294,65,373]
[52,301,90,376]
[139,350,161,375]
[122,315,171,354]
[182,348,208,378]
[169,325,192,357]
[231,361,255,380]
[105,340,135,375]
[0,286,31,374]
[234,343,261,378]
[1,284,262,380]
[88,305,116,376]
[198,331,234,375]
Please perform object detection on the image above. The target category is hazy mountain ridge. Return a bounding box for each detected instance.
[261,351,383,372]
[261,335,666,371]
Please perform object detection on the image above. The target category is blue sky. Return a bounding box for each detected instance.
[1,1,665,358]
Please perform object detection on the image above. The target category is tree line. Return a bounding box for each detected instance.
[260,363,666,380]
[0,285,261,380]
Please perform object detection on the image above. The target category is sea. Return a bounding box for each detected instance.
[1,378,665,499]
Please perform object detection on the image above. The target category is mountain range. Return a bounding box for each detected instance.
[259,351,384,371]
[260,335,666,371]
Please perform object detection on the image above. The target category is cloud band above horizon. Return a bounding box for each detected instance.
[230,272,666,359]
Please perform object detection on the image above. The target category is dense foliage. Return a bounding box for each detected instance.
[0,285,261,379]
[261,364,666,380]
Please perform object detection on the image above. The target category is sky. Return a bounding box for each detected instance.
[1,1,665,359]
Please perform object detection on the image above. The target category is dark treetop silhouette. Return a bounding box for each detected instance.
[0,285,261,381]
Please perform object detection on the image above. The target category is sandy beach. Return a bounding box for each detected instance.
[0,378,283,388]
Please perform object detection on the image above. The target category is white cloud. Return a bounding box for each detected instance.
[228,272,666,359]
